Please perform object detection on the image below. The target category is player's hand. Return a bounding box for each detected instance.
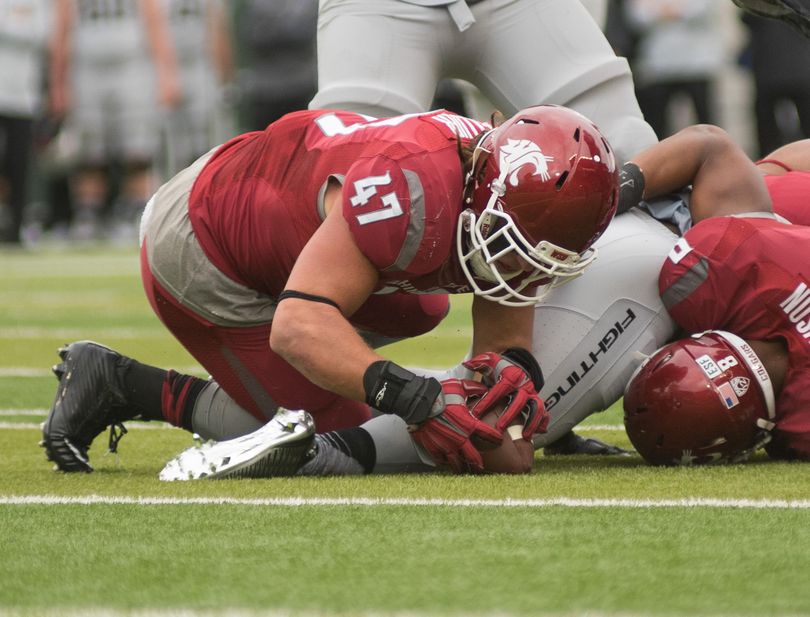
[463,349,549,439]
[411,378,503,473]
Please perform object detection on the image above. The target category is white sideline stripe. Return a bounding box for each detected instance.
[0,366,204,377]
[2,494,809,509]
[0,421,176,430]
[0,610,634,617]
[0,419,625,432]
[0,368,51,377]
[0,327,163,339]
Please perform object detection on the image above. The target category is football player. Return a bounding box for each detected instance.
[161,0,234,174]
[156,124,810,479]
[310,0,657,167]
[42,104,620,475]
[534,129,810,456]
[623,126,810,464]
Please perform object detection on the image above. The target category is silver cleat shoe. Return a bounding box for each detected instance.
[159,408,316,481]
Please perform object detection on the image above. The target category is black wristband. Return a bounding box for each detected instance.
[363,361,443,425]
[617,162,646,214]
[502,347,544,390]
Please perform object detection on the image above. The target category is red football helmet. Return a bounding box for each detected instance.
[457,105,618,306]
[623,331,777,465]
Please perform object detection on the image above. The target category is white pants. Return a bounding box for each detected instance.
[531,208,678,446]
[311,0,656,163]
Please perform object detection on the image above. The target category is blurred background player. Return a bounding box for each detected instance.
[230,0,318,132]
[160,0,234,176]
[309,0,658,165]
[739,8,810,157]
[0,0,51,244]
[624,0,724,139]
[49,0,181,242]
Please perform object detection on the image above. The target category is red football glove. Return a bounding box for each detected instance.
[411,378,503,473]
[463,351,549,439]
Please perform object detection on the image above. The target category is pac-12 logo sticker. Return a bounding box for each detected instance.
[499,139,554,184]
[731,376,750,397]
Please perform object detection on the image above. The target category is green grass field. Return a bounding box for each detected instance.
[2,246,810,617]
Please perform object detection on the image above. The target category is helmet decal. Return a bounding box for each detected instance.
[716,381,740,409]
[623,330,776,466]
[455,105,619,306]
[499,139,554,185]
[731,376,750,396]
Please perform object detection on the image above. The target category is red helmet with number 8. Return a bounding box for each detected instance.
[623,330,777,465]
[458,105,619,306]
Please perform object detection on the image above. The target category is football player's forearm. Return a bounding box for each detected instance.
[270,302,381,402]
[470,298,534,355]
[629,126,717,199]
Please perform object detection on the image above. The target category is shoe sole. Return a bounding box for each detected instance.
[159,409,316,481]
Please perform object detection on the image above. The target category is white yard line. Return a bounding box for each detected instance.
[0,609,645,617]
[0,421,177,430]
[1,494,809,509]
[0,420,624,432]
[0,366,204,377]
[0,327,165,339]
[0,368,52,377]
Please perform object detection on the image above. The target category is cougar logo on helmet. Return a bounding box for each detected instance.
[499,139,553,184]
[456,104,619,307]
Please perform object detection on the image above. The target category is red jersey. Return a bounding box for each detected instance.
[187,109,489,297]
[765,171,810,226]
[659,216,810,458]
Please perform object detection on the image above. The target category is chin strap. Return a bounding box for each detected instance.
[729,428,774,464]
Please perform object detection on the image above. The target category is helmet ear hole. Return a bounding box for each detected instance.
[651,353,672,372]
[555,171,569,190]
[573,127,581,142]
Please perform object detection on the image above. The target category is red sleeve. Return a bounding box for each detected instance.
[342,154,456,277]
[765,172,810,226]
[658,222,739,333]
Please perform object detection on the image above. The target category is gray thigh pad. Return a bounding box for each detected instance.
[531,209,678,446]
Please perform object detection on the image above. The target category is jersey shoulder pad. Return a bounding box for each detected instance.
[342,154,457,275]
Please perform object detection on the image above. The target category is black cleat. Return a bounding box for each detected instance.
[543,430,631,456]
[41,341,137,472]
